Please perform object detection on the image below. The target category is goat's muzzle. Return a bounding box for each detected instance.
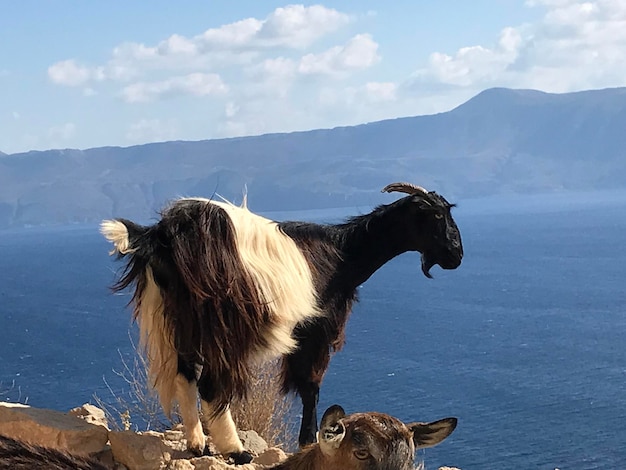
[421,251,462,279]
[421,254,435,279]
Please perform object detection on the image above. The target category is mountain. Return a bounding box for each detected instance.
[1,87,626,228]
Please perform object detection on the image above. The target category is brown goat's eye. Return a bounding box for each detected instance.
[434,213,444,220]
[353,449,370,460]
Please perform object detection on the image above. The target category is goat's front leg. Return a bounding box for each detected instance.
[197,377,252,465]
[282,323,333,447]
[174,374,205,455]
[298,381,320,447]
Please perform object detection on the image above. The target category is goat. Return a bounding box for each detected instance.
[271,405,457,470]
[0,435,108,470]
[101,182,463,463]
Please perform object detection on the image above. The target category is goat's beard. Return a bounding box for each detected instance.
[421,253,434,279]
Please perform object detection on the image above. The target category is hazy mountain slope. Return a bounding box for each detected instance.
[1,87,625,228]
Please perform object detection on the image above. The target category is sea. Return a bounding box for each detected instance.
[1,190,625,470]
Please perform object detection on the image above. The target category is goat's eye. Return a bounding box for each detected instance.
[434,213,444,220]
[353,449,370,460]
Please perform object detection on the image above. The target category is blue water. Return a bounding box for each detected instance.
[1,191,625,469]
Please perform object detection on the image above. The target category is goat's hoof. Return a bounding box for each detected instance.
[298,435,317,448]
[187,445,204,457]
[201,445,214,457]
[187,440,208,457]
[229,451,253,465]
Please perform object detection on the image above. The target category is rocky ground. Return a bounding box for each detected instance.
[0,402,460,469]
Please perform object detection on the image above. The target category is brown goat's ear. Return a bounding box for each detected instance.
[408,417,457,449]
[319,405,347,456]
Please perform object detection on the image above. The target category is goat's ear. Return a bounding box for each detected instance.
[319,405,347,456]
[412,197,435,210]
[408,417,457,449]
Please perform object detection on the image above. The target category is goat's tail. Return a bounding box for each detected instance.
[100,218,154,293]
[100,218,147,256]
[100,218,179,414]
[100,219,133,255]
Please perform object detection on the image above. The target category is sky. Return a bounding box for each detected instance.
[1,0,625,155]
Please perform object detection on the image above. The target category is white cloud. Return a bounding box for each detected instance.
[126,119,178,143]
[253,56,298,81]
[415,27,522,88]
[122,4,350,68]
[47,122,76,141]
[197,18,262,51]
[225,102,239,118]
[238,57,297,100]
[363,82,397,102]
[256,4,351,48]
[156,34,198,56]
[299,34,380,76]
[412,0,626,93]
[12,111,20,120]
[190,4,350,52]
[318,81,397,108]
[48,59,103,87]
[50,5,349,89]
[122,73,228,103]
[238,34,381,103]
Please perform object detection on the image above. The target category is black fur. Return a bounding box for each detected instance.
[0,435,108,470]
[278,192,463,445]
[106,188,463,449]
[112,200,279,415]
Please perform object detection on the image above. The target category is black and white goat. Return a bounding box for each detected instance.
[101,182,463,464]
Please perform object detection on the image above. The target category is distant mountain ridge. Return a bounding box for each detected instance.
[1,86,626,228]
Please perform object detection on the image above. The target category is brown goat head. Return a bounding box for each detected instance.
[274,405,457,470]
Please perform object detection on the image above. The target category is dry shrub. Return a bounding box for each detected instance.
[231,359,298,449]
[95,334,298,449]
[0,380,28,405]
[93,334,178,432]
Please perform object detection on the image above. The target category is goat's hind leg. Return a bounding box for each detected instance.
[174,373,206,455]
[197,376,253,465]
[176,373,206,455]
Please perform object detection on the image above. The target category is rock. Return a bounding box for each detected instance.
[253,447,287,466]
[237,430,268,456]
[167,459,195,469]
[187,456,235,469]
[161,428,191,455]
[91,445,116,468]
[68,403,109,430]
[109,430,172,470]
[0,402,109,456]
[0,403,459,469]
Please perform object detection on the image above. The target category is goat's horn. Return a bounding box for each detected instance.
[381,182,429,195]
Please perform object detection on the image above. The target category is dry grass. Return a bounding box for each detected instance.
[95,334,298,448]
[93,334,178,432]
[0,380,29,405]
[231,359,298,449]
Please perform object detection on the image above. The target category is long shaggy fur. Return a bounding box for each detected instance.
[101,198,319,416]
[0,435,108,470]
[103,186,463,451]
